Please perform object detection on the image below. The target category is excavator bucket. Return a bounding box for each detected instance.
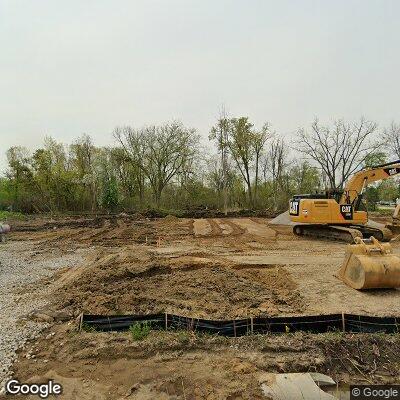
[336,237,400,289]
[386,204,400,234]
[386,223,400,235]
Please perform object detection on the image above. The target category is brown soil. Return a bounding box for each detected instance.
[9,215,400,318]
[5,214,400,398]
[11,215,191,248]
[52,246,303,318]
[8,326,400,399]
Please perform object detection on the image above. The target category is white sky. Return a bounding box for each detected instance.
[1,0,399,173]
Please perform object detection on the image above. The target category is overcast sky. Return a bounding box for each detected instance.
[1,0,399,172]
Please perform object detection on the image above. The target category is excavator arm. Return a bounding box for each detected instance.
[341,160,400,205]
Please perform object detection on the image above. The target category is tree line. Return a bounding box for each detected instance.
[1,114,399,214]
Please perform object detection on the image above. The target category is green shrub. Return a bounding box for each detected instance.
[81,322,97,332]
[177,330,190,344]
[129,321,151,341]
[0,210,26,221]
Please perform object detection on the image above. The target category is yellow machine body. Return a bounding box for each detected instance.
[289,160,400,242]
[289,198,367,225]
[336,237,400,289]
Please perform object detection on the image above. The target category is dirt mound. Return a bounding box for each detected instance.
[269,211,295,226]
[53,247,304,318]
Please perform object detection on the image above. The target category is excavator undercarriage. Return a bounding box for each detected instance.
[293,224,393,243]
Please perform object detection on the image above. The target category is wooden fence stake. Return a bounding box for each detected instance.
[341,312,345,332]
[77,312,84,332]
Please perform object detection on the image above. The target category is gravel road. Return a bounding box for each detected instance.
[0,241,85,389]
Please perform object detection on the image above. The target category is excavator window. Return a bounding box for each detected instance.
[326,190,343,203]
[354,194,366,211]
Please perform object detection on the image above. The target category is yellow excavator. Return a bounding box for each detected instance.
[289,160,400,243]
[289,160,400,289]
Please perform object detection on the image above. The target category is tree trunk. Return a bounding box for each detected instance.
[255,152,259,203]
[246,168,253,207]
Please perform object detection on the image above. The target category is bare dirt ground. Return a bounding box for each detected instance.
[2,214,400,399]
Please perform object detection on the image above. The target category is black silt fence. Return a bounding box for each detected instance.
[344,314,400,333]
[80,313,400,336]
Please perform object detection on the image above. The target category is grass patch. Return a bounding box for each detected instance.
[319,329,345,342]
[375,207,395,216]
[0,210,25,221]
[177,330,191,344]
[81,322,98,332]
[129,321,151,341]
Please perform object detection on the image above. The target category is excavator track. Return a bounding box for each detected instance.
[351,224,393,242]
[293,225,362,243]
[293,224,392,243]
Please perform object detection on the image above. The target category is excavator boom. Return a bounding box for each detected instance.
[341,160,400,204]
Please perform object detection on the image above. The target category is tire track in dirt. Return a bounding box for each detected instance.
[208,219,223,236]
[230,218,277,241]
[193,218,247,238]
[223,219,246,235]
[192,218,223,237]
[214,219,233,235]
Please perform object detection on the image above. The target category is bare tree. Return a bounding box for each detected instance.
[253,123,271,200]
[263,138,288,209]
[384,121,400,159]
[113,126,146,204]
[297,118,381,189]
[114,122,199,206]
[209,107,230,214]
[70,134,97,211]
[109,147,139,201]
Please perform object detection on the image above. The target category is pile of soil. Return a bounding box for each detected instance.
[52,247,305,318]
[269,211,295,226]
